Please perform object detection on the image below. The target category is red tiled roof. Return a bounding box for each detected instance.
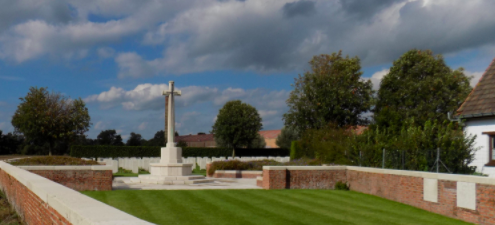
[457,58,495,117]
[352,126,367,135]
[175,134,215,142]
[259,130,281,139]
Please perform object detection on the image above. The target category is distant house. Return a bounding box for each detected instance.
[456,58,495,177]
[259,130,282,148]
[175,133,216,147]
[176,130,282,148]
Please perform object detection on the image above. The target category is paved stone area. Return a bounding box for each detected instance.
[113,177,261,190]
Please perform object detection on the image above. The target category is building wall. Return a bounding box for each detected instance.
[464,117,495,176]
[265,138,278,148]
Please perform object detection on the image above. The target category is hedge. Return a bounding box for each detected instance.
[70,146,289,159]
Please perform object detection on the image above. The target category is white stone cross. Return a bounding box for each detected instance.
[163,81,181,146]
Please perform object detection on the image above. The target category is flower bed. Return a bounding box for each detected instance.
[207,158,323,176]
[9,156,100,166]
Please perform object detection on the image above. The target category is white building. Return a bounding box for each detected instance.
[456,59,495,177]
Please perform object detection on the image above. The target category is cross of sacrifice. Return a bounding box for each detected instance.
[162,81,181,146]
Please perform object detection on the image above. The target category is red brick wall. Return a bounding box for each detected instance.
[262,169,347,190]
[0,169,71,225]
[28,170,112,191]
[346,170,495,225]
[260,167,495,225]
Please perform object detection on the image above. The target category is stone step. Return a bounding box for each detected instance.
[185,178,216,184]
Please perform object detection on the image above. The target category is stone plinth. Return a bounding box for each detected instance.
[149,163,192,176]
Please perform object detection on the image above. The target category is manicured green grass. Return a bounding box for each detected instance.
[82,189,473,225]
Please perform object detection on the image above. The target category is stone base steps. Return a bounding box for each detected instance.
[124,175,215,185]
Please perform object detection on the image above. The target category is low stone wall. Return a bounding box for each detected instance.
[19,165,113,191]
[210,170,262,179]
[259,165,495,225]
[0,161,152,225]
[261,166,347,189]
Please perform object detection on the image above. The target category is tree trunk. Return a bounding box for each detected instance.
[48,142,52,156]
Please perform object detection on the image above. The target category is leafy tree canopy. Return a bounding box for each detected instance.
[374,49,472,131]
[11,87,91,155]
[145,130,165,146]
[0,130,24,155]
[276,126,300,150]
[97,129,124,146]
[126,132,144,146]
[283,51,374,132]
[212,100,262,149]
[249,133,266,148]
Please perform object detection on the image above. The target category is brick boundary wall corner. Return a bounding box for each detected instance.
[260,165,495,225]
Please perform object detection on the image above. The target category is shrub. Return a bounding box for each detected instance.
[290,141,303,160]
[235,148,289,157]
[299,124,353,165]
[207,158,323,176]
[334,181,349,190]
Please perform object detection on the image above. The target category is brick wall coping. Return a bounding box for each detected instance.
[214,170,262,175]
[347,166,495,185]
[17,165,113,171]
[263,166,347,171]
[0,161,153,225]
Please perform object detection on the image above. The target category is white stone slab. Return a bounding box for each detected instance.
[457,182,476,210]
[423,178,438,202]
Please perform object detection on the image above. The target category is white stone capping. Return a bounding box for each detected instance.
[0,162,153,225]
[17,165,112,171]
[215,170,263,175]
[347,166,495,185]
[262,165,495,185]
[263,166,347,171]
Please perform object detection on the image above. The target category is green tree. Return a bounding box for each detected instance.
[145,130,166,146]
[276,126,299,150]
[126,132,144,146]
[11,87,91,155]
[249,133,266,148]
[374,49,472,131]
[212,100,263,150]
[97,129,124,146]
[283,51,374,132]
[0,130,24,155]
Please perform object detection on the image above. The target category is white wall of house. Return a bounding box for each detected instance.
[464,117,495,177]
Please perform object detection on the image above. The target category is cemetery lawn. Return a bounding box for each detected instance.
[82,189,472,225]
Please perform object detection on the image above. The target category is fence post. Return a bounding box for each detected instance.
[359,151,362,167]
[436,147,439,173]
[382,149,385,169]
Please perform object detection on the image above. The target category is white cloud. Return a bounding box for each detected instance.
[465,70,484,87]
[97,47,115,58]
[85,83,289,136]
[138,122,148,131]
[94,121,106,130]
[1,0,495,75]
[368,69,389,90]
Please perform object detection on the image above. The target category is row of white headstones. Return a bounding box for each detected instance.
[91,156,291,174]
